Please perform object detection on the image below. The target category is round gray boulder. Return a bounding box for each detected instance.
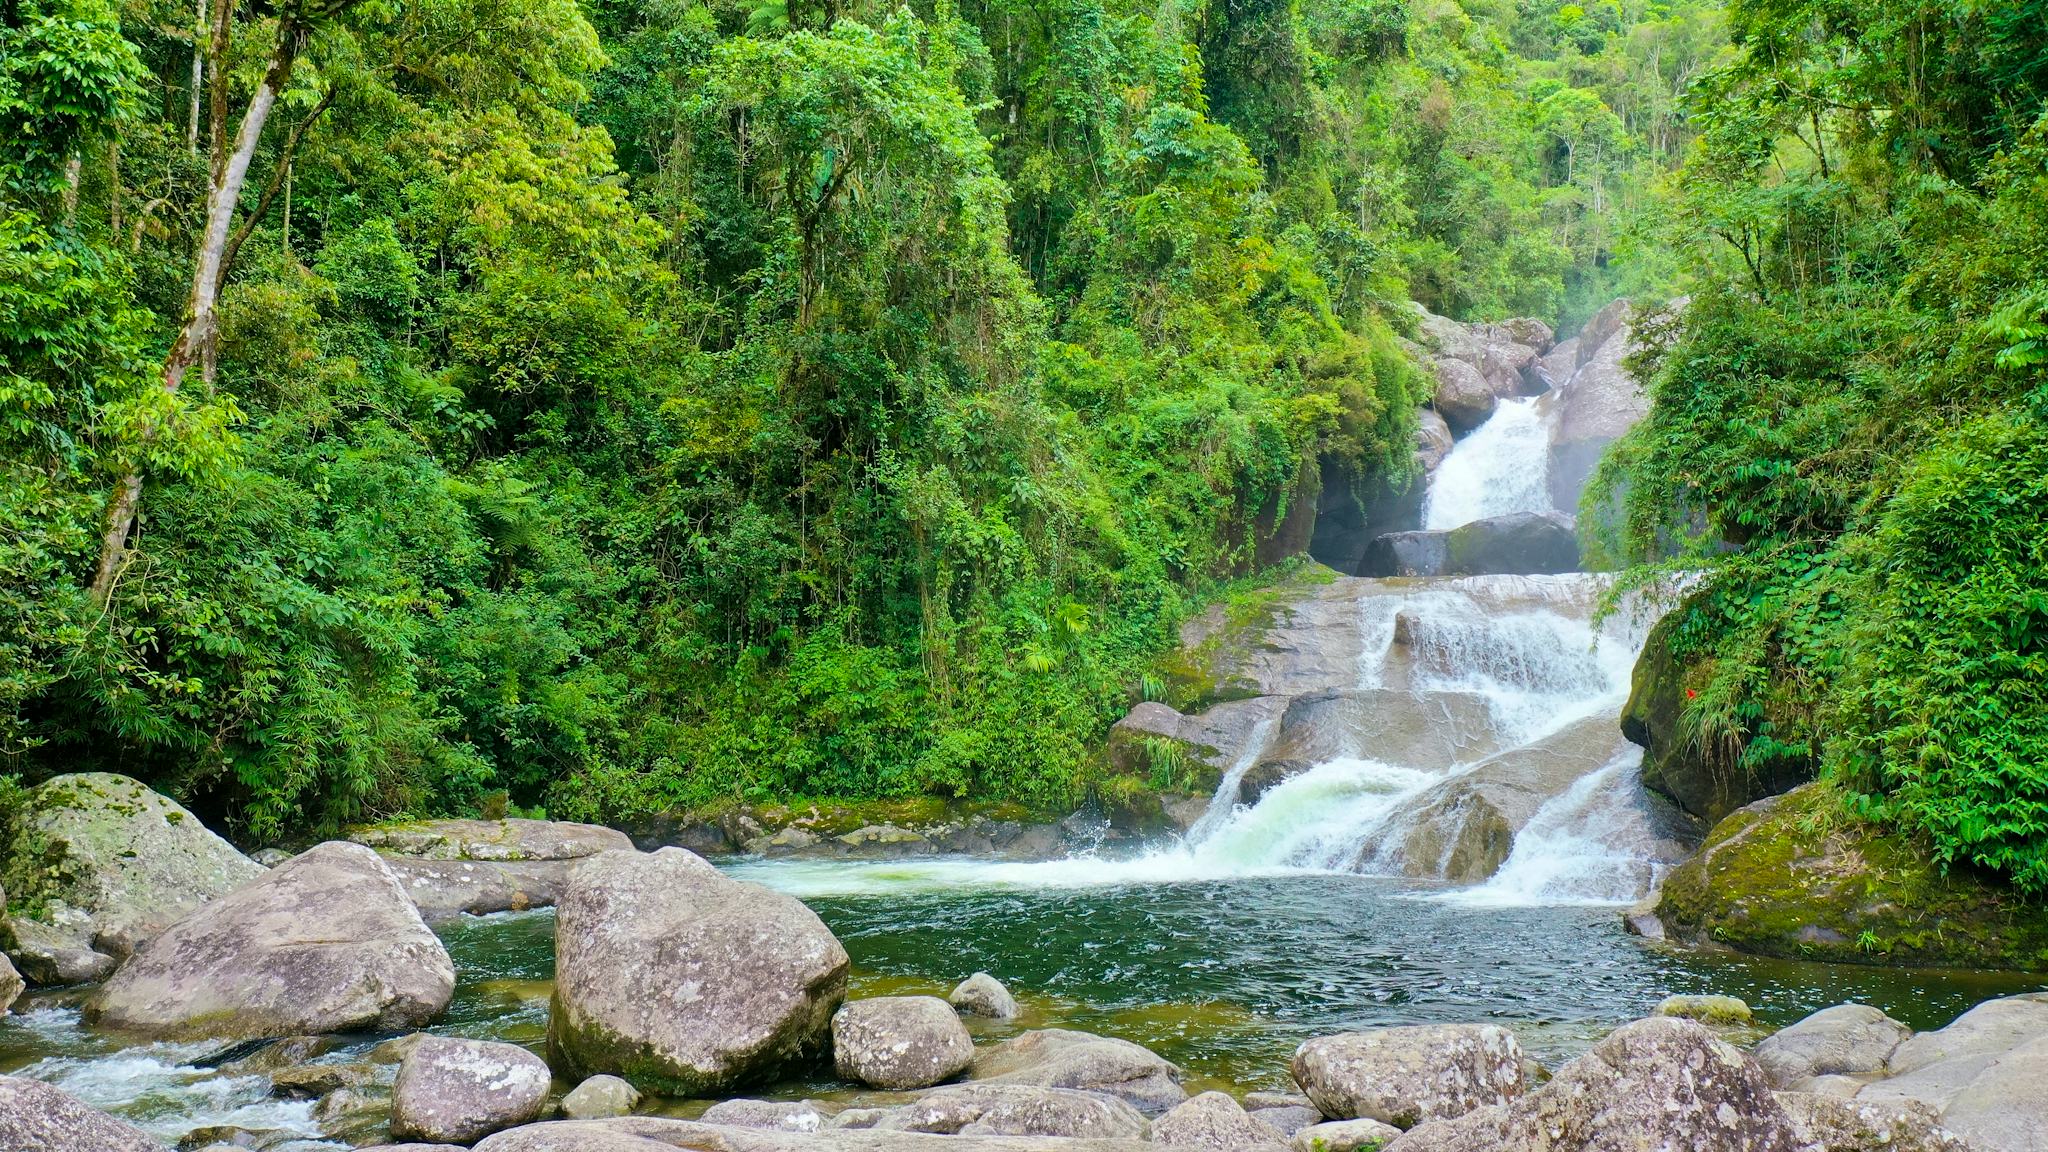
[546,847,849,1095]
[882,1083,1150,1138]
[833,995,975,1089]
[391,1035,551,1144]
[86,841,453,1039]
[561,1074,642,1120]
[1753,1003,1911,1088]
[965,1028,1187,1114]
[949,972,1018,1019]
[1293,1024,1526,1128]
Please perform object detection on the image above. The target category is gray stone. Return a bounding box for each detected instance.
[1776,1091,1972,1152]
[834,825,933,858]
[1292,1025,1525,1128]
[832,995,974,1089]
[546,847,848,1095]
[1293,1118,1402,1152]
[348,818,632,861]
[0,773,264,963]
[0,950,21,1010]
[1885,993,2048,1077]
[699,1100,828,1133]
[1250,1105,1323,1137]
[1358,530,1449,579]
[1153,1092,1286,1150]
[0,1074,165,1151]
[562,1074,642,1120]
[1382,1017,1800,1152]
[1443,511,1579,576]
[883,1083,1150,1138]
[1415,410,1454,473]
[86,841,453,1039]
[382,857,577,923]
[2,914,118,984]
[966,1028,1186,1115]
[1538,303,1646,514]
[391,1035,551,1144]
[266,1062,370,1098]
[1429,358,1498,434]
[950,972,1019,1019]
[1654,994,1754,1025]
[250,849,292,867]
[1934,1032,2048,1152]
[1754,1004,1912,1088]
[471,1117,1165,1151]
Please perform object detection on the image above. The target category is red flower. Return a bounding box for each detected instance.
[1685,689,1697,699]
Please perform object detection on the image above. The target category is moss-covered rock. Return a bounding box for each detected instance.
[1621,608,1809,825]
[1655,783,2048,971]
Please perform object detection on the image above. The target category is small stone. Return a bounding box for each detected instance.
[1294,1117,1403,1152]
[390,1036,551,1145]
[833,995,975,1089]
[251,849,292,867]
[560,1073,640,1120]
[699,1099,827,1132]
[1654,994,1753,1025]
[949,972,1019,1019]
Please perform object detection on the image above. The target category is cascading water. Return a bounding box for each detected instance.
[1421,395,1553,529]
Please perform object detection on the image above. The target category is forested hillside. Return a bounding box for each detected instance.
[1595,1,2048,891]
[10,0,1704,839]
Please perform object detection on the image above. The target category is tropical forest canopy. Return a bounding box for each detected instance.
[3,0,2045,894]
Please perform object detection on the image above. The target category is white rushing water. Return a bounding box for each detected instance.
[740,568,1674,907]
[1421,396,1552,529]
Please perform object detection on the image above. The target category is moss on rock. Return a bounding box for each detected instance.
[1655,783,2048,971]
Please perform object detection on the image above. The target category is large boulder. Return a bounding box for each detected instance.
[832,996,975,1089]
[86,841,452,1039]
[1851,996,2048,1152]
[1655,783,2048,970]
[1620,606,1810,825]
[353,818,634,922]
[1753,1004,1911,1088]
[1291,1025,1526,1129]
[1242,689,1501,803]
[1357,715,1639,883]
[882,1084,1151,1138]
[1776,1092,1972,1152]
[1151,1092,1287,1151]
[0,1074,165,1151]
[547,847,849,1095]
[1358,530,1449,578]
[1105,697,1288,790]
[391,1036,552,1144]
[1383,1017,1800,1152]
[0,914,118,984]
[1537,300,1646,514]
[1884,992,2048,1077]
[472,1117,1164,1152]
[1293,1119,1402,1152]
[1442,511,1579,576]
[965,1028,1187,1115]
[1429,358,1499,434]
[1933,1033,2048,1152]
[0,772,263,965]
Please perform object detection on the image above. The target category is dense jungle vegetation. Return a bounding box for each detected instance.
[3,0,1719,837]
[1594,1,2048,890]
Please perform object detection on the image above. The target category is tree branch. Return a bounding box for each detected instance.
[220,85,335,281]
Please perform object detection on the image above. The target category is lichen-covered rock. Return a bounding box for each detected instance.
[547,847,848,1095]
[1,914,118,984]
[1383,1017,1800,1152]
[0,773,263,963]
[86,841,452,1039]
[1654,994,1753,1025]
[1655,783,2048,970]
[950,972,1019,1019]
[562,1074,642,1120]
[966,1028,1186,1115]
[472,1116,1165,1152]
[1430,358,1499,433]
[1776,1091,1972,1152]
[1754,1004,1912,1088]
[349,818,632,861]
[1293,1118,1402,1152]
[832,995,975,1089]
[1152,1091,1287,1150]
[0,1074,166,1151]
[882,1083,1150,1138]
[1291,1025,1525,1128]
[391,1036,550,1144]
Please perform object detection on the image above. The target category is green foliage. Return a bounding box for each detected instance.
[0,0,1695,837]
[1599,0,2048,890]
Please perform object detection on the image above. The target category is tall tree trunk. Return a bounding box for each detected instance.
[89,14,308,605]
[186,0,205,154]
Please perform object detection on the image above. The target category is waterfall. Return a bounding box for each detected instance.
[1421,396,1552,528]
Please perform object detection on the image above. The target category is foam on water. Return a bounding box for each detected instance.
[1422,395,1552,529]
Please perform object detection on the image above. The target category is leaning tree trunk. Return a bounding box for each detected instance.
[89,14,308,605]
